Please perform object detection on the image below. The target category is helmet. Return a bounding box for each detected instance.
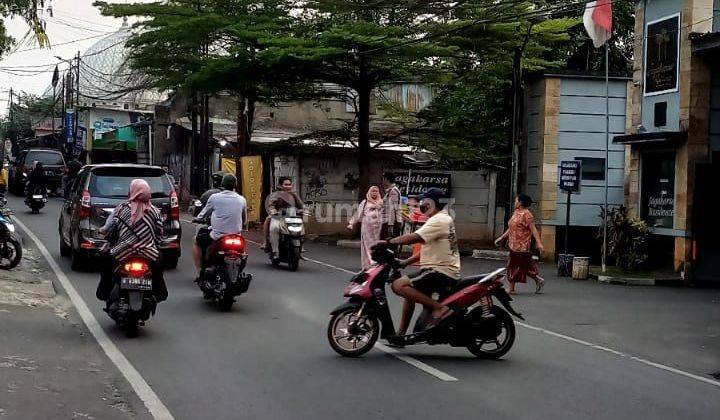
[211,171,226,189]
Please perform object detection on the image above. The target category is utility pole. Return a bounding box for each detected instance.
[73,51,80,157]
[235,96,249,195]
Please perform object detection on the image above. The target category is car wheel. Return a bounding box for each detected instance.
[164,254,179,270]
[70,249,86,271]
[60,236,71,257]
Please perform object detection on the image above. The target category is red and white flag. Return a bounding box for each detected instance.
[583,0,613,48]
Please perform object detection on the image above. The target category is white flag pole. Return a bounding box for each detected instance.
[602,42,609,273]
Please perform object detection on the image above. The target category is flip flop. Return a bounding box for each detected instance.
[426,307,454,329]
[535,278,545,294]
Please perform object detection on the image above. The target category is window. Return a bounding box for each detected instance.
[26,150,65,166]
[575,157,605,181]
[89,169,171,198]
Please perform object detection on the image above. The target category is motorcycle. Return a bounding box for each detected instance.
[104,256,158,337]
[193,220,252,311]
[327,247,524,358]
[24,185,47,214]
[0,195,22,270]
[266,207,304,271]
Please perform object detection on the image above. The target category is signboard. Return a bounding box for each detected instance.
[65,109,75,143]
[645,14,680,95]
[559,160,582,192]
[221,156,263,223]
[394,171,451,196]
[641,152,675,228]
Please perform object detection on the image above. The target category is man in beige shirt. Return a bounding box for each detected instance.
[376,188,459,337]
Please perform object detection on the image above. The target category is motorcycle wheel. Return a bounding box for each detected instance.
[218,296,234,312]
[327,307,379,357]
[124,318,139,338]
[0,236,22,269]
[288,248,300,272]
[466,306,516,359]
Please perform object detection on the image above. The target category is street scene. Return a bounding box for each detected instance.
[1,1,720,419]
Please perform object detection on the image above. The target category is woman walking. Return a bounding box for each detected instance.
[348,186,384,270]
[97,179,168,303]
[495,194,545,294]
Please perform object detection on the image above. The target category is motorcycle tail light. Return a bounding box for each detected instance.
[79,190,91,219]
[221,235,245,253]
[169,190,180,220]
[123,260,150,277]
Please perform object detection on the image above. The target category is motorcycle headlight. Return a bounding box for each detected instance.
[285,217,303,224]
[288,225,303,233]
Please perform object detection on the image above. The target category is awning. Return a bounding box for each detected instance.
[691,31,720,55]
[613,131,687,145]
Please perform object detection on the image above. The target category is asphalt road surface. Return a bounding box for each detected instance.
[6,194,720,420]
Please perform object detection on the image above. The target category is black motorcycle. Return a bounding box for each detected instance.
[24,185,47,214]
[0,195,22,270]
[193,221,252,311]
[104,256,158,337]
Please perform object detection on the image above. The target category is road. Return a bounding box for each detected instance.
[6,193,720,420]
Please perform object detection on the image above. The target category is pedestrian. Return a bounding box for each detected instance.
[381,171,402,239]
[495,194,545,294]
[347,185,384,270]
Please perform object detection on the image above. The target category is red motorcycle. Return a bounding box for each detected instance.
[327,247,524,358]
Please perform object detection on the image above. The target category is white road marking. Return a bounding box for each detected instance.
[300,251,720,389]
[518,322,720,388]
[13,218,175,420]
[179,220,458,382]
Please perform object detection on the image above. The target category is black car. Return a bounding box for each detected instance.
[8,148,67,195]
[59,164,182,271]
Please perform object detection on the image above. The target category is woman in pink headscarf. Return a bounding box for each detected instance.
[348,185,384,270]
[97,179,168,302]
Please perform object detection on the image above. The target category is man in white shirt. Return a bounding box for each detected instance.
[192,174,247,275]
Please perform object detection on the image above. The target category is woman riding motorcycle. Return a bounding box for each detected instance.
[96,179,168,303]
[25,161,48,199]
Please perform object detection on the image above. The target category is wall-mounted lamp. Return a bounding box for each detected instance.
[218,139,228,147]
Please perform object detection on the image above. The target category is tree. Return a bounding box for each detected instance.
[1,1,51,57]
[266,0,456,197]
[0,93,59,143]
[96,0,310,193]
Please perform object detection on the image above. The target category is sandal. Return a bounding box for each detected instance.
[535,278,545,294]
[426,307,454,329]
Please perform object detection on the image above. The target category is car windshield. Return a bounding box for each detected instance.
[27,151,65,166]
[88,170,172,199]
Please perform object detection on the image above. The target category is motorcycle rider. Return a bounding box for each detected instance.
[25,161,48,201]
[262,176,304,256]
[374,188,460,337]
[192,174,247,277]
[62,158,83,199]
[96,179,169,303]
[198,172,226,209]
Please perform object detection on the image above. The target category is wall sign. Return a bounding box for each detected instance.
[559,160,582,192]
[641,152,675,228]
[645,14,680,95]
[394,171,452,196]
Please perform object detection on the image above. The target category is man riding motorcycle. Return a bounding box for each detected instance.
[192,174,247,278]
[262,176,304,257]
[198,172,226,209]
[374,188,459,339]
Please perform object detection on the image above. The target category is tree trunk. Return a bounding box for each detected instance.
[191,93,199,196]
[357,83,372,201]
[236,96,249,194]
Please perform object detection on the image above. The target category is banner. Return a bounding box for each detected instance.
[393,170,452,196]
[65,109,75,143]
[221,156,263,223]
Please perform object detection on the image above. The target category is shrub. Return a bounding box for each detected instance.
[598,206,650,271]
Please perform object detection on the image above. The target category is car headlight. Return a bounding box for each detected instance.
[285,217,303,224]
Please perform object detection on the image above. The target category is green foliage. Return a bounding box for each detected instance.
[0,94,59,143]
[599,206,650,271]
[1,1,51,56]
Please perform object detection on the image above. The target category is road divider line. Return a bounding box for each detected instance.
[13,218,175,420]
[296,250,720,389]
[518,321,720,388]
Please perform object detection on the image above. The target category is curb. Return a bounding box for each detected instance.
[337,240,362,249]
[594,274,684,287]
[471,249,509,261]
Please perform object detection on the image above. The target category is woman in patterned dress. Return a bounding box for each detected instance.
[495,194,545,294]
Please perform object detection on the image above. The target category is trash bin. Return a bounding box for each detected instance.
[572,257,590,280]
[557,254,574,277]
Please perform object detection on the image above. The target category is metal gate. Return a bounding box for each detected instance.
[692,163,720,284]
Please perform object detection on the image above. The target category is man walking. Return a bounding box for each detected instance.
[381,171,402,239]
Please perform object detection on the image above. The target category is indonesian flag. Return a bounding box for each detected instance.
[583,0,613,48]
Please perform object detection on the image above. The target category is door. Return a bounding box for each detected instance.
[693,163,720,284]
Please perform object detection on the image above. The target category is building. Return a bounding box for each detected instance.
[615,0,720,283]
[522,74,631,260]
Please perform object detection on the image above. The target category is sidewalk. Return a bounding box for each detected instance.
[304,238,720,380]
[0,240,150,419]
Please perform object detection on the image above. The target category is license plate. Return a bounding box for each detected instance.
[32,195,43,199]
[45,171,54,176]
[120,277,152,291]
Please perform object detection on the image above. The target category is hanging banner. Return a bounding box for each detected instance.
[65,109,75,143]
[221,156,263,223]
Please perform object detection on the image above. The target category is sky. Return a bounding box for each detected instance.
[0,0,146,116]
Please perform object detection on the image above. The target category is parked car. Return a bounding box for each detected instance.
[8,148,66,195]
[58,164,181,271]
